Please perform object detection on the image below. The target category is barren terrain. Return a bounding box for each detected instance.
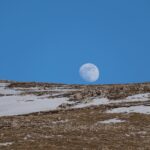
[0,80,150,150]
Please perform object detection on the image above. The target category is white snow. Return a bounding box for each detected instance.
[0,88,20,95]
[0,83,21,95]
[110,93,150,104]
[73,98,109,108]
[106,105,150,114]
[51,119,69,124]
[0,83,10,87]
[0,142,13,146]
[97,118,125,124]
[73,93,150,109]
[0,82,150,116]
[0,95,69,116]
[24,134,31,140]
[127,93,150,99]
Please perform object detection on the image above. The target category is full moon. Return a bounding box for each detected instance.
[79,63,100,82]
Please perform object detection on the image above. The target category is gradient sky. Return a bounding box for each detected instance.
[0,0,150,84]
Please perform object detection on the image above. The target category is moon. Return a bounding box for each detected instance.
[79,63,100,82]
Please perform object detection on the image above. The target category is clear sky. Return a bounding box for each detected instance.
[0,0,150,84]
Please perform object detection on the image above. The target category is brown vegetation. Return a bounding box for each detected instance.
[0,81,150,149]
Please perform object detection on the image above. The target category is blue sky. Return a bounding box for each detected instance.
[0,0,150,84]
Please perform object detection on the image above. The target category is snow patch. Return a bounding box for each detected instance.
[0,83,21,95]
[73,98,109,108]
[73,93,150,109]
[106,105,150,114]
[0,142,13,146]
[51,119,69,124]
[0,83,150,117]
[98,118,125,124]
[0,95,69,116]
[127,93,150,99]
[0,83,10,87]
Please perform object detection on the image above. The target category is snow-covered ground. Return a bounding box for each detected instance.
[73,98,109,108]
[0,95,70,116]
[106,105,150,114]
[0,83,21,95]
[0,82,150,116]
[73,93,150,109]
[0,83,71,116]
[97,118,125,124]
[0,142,13,146]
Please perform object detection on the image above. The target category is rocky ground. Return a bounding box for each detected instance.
[0,80,150,150]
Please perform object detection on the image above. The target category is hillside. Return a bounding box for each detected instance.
[0,80,150,149]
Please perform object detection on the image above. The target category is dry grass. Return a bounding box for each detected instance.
[0,106,150,150]
[0,81,150,149]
